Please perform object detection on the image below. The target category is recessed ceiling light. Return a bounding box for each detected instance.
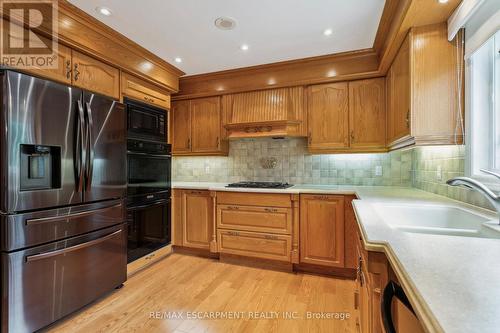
[323,28,333,36]
[215,17,236,30]
[438,0,448,3]
[96,6,112,16]
[240,44,249,51]
[174,57,182,63]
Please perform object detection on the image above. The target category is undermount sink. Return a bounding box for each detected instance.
[372,203,500,239]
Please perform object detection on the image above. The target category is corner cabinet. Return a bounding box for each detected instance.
[171,97,228,156]
[387,23,464,149]
[299,194,345,267]
[307,78,386,154]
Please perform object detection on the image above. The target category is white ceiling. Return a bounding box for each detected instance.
[68,0,386,76]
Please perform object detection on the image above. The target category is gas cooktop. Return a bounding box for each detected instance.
[226,181,293,189]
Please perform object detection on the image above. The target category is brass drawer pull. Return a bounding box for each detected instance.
[227,206,240,210]
[65,60,72,79]
[264,235,278,240]
[227,231,240,236]
[313,195,330,200]
[264,208,278,213]
[74,63,80,81]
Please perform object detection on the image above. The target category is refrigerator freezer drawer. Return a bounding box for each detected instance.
[1,224,127,333]
[0,199,125,251]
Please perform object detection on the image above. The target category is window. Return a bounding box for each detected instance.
[467,29,500,187]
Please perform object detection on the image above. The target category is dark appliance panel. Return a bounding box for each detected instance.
[1,224,126,333]
[127,150,171,198]
[127,199,170,263]
[0,199,124,252]
[1,71,83,213]
[126,98,167,142]
[83,93,127,203]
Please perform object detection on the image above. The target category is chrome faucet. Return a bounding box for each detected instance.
[447,169,500,223]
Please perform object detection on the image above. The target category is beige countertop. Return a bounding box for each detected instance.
[172,181,499,333]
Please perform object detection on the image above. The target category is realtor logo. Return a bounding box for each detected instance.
[0,0,58,69]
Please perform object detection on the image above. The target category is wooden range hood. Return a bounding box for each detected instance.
[223,87,307,139]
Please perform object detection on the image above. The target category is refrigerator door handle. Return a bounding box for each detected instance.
[76,99,87,193]
[85,101,95,191]
[25,229,122,262]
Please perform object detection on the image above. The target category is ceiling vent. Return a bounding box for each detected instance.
[215,17,236,30]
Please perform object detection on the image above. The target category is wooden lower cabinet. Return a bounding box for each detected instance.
[300,194,345,267]
[217,205,292,234]
[218,230,291,262]
[355,229,425,333]
[173,189,214,250]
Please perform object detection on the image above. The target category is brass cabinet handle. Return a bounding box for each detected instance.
[313,195,329,200]
[354,290,360,310]
[227,206,240,210]
[308,131,312,145]
[65,60,72,79]
[74,63,80,81]
[188,190,203,195]
[350,130,355,142]
[143,96,155,104]
[216,137,220,149]
[264,235,278,240]
[264,208,278,213]
[406,109,410,129]
[227,231,240,236]
[187,138,191,149]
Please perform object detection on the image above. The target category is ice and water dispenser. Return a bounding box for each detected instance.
[20,144,61,191]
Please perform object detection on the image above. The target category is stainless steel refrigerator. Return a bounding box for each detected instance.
[0,70,127,333]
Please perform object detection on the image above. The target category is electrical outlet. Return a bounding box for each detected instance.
[375,165,383,177]
[436,165,442,181]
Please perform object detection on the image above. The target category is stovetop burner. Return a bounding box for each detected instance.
[226,181,293,189]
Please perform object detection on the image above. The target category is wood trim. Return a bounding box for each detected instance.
[373,0,402,57]
[293,263,356,279]
[209,191,218,253]
[0,1,183,92]
[174,49,380,99]
[291,194,300,264]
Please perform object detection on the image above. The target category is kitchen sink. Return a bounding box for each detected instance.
[372,203,500,239]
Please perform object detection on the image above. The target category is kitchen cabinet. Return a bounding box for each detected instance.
[307,79,386,153]
[307,82,350,151]
[216,192,297,263]
[173,190,214,250]
[386,23,464,149]
[299,194,345,267]
[22,43,73,85]
[121,72,171,109]
[349,78,386,151]
[171,97,228,156]
[71,50,120,99]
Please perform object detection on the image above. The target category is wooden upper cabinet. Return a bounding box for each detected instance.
[300,194,345,267]
[72,50,120,99]
[387,35,411,145]
[349,78,386,150]
[24,43,73,85]
[307,82,349,151]
[121,72,171,109]
[171,100,191,153]
[387,23,464,149]
[191,97,221,153]
[181,190,213,250]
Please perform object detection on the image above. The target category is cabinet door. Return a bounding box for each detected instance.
[121,72,171,109]
[191,97,221,153]
[171,100,191,153]
[349,78,386,150]
[25,43,73,85]
[307,82,349,150]
[388,36,411,144]
[182,190,213,249]
[300,195,345,267]
[72,50,120,99]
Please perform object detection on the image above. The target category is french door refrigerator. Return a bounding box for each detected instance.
[0,70,127,333]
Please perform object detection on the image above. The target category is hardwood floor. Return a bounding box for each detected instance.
[46,254,357,333]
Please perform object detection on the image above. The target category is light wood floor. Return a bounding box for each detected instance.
[46,254,357,333]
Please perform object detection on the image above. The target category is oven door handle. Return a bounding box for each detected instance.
[25,229,122,262]
[127,151,171,158]
[127,199,170,211]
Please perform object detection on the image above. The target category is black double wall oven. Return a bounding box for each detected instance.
[126,98,171,263]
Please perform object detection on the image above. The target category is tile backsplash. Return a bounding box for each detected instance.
[173,138,496,211]
[173,138,412,186]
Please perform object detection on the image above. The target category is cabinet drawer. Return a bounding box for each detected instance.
[121,72,171,109]
[217,230,291,262]
[217,205,292,234]
[216,192,292,208]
